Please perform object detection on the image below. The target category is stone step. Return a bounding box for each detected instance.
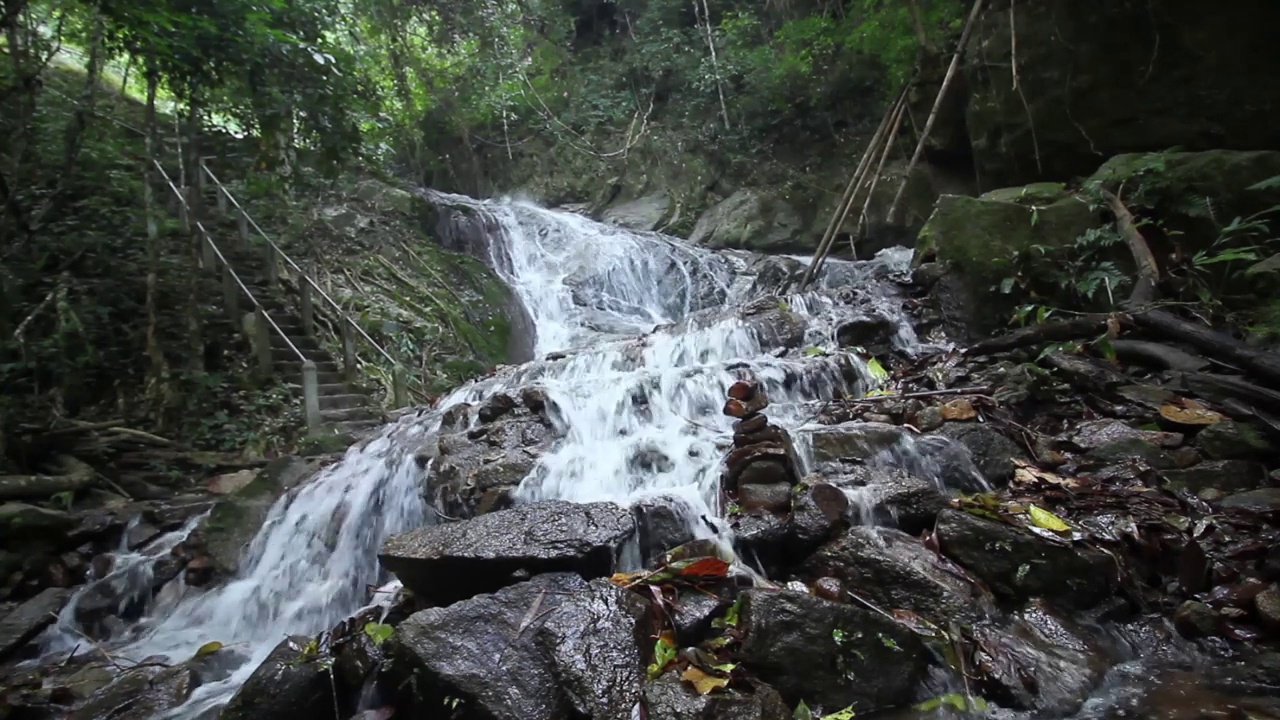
[277,359,341,377]
[321,406,382,423]
[333,419,385,435]
[269,334,321,352]
[319,394,370,410]
[317,382,352,395]
[315,370,346,385]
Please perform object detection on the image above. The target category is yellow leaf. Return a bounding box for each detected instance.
[1159,403,1226,426]
[865,358,889,384]
[609,571,645,587]
[1011,459,1080,489]
[195,641,223,658]
[1027,505,1070,532]
[939,398,977,421]
[681,666,730,695]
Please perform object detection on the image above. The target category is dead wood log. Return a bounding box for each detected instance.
[1110,339,1210,373]
[965,315,1118,356]
[1171,372,1280,415]
[1134,310,1280,389]
[1101,189,1160,308]
[0,454,96,501]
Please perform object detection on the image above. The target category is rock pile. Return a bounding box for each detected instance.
[721,379,801,515]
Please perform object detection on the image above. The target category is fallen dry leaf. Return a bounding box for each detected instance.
[681,666,730,695]
[939,398,977,421]
[1159,403,1227,427]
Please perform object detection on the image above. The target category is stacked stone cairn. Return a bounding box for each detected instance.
[722,377,803,515]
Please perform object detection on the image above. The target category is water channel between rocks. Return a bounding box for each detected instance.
[31,195,1232,718]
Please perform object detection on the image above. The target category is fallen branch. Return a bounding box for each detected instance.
[1101,189,1160,307]
[0,455,95,501]
[853,386,992,402]
[1134,309,1280,389]
[965,315,1118,356]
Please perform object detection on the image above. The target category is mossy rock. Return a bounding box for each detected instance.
[980,183,1069,206]
[1087,150,1280,253]
[689,188,807,253]
[915,192,1099,288]
[202,456,321,574]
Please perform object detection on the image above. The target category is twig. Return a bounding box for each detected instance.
[855,386,991,402]
[1101,188,1159,307]
[105,426,178,446]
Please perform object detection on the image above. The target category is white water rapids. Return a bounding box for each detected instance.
[37,196,932,717]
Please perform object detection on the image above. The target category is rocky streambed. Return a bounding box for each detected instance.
[2,197,1280,719]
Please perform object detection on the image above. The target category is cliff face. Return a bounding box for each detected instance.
[962,0,1280,189]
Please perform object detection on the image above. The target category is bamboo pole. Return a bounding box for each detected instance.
[886,0,986,225]
[850,95,909,254]
[798,88,906,291]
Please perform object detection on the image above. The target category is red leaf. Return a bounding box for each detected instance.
[677,557,730,578]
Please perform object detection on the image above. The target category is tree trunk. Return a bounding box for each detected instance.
[183,94,204,375]
[60,5,105,181]
[143,67,170,424]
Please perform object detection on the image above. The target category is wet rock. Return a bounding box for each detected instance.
[933,423,1025,485]
[837,468,947,535]
[220,635,335,720]
[1067,419,1184,450]
[971,601,1108,715]
[477,393,518,423]
[440,403,471,432]
[520,386,549,414]
[911,435,989,492]
[737,483,791,514]
[1221,488,1280,514]
[384,573,647,720]
[203,456,320,575]
[914,406,944,432]
[738,297,807,350]
[67,664,197,720]
[207,469,258,495]
[1084,437,1178,470]
[671,590,728,645]
[729,514,791,576]
[1162,460,1268,495]
[633,497,696,567]
[1174,600,1220,638]
[805,527,992,627]
[689,189,805,253]
[602,191,671,231]
[379,500,635,606]
[806,422,908,466]
[1255,586,1280,632]
[1197,421,1277,461]
[0,587,70,660]
[735,589,930,713]
[0,503,77,545]
[935,509,1115,608]
[835,314,896,353]
[429,404,556,518]
[789,483,850,549]
[57,663,118,703]
[642,673,789,720]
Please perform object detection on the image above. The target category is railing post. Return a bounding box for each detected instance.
[302,360,322,433]
[342,322,357,382]
[265,246,279,286]
[222,265,240,326]
[216,185,228,215]
[392,365,408,409]
[300,280,314,337]
[254,306,273,380]
[237,211,250,249]
[201,234,215,271]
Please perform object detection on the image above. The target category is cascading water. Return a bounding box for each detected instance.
[35,194,936,717]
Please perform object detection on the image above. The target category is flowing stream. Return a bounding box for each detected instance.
[33,195,1203,718]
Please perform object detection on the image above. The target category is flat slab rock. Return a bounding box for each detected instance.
[379,500,636,606]
[0,587,70,660]
[383,572,648,720]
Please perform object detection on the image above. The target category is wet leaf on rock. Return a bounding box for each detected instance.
[818,706,856,720]
[363,622,394,646]
[939,398,978,421]
[916,693,989,713]
[680,666,730,695]
[195,641,224,658]
[647,632,677,679]
[1011,459,1081,489]
[866,357,889,384]
[1027,505,1071,532]
[794,700,812,720]
[711,597,742,629]
[1159,402,1227,427]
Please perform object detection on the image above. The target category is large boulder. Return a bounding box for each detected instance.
[383,573,647,720]
[804,527,993,628]
[0,587,70,661]
[804,422,910,467]
[689,189,806,253]
[378,500,636,606]
[963,0,1280,188]
[601,191,673,232]
[220,636,335,720]
[913,190,1098,333]
[735,589,931,714]
[935,509,1115,608]
[930,422,1027,487]
[65,664,199,720]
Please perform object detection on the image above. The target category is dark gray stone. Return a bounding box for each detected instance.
[1162,460,1268,494]
[735,589,930,714]
[642,674,789,720]
[1197,421,1277,461]
[933,422,1026,485]
[936,509,1115,608]
[384,573,647,720]
[379,501,636,606]
[633,497,696,568]
[0,587,70,660]
[67,664,198,720]
[806,422,909,466]
[220,636,334,720]
[1221,488,1280,514]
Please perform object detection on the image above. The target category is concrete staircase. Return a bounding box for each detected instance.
[215,242,388,438]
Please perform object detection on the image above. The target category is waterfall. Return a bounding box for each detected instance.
[37,195,929,718]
